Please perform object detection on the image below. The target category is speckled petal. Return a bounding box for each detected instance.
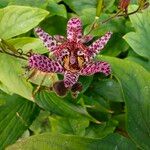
[29,54,64,73]
[79,61,111,76]
[54,35,66,43]
[67,18,82,41]
[88,32,112,58]
[35,27,57,52]
[64,71,79,88]
[81,35,93,43]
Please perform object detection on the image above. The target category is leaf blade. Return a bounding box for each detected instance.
[0,5,49,39]
[6,133,136,150]
[100,56,150,149]
[0,92,40,149]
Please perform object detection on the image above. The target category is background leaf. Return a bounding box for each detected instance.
[100,56,150,150]
[0,54,33,100]
[124,6,150,59]
[35,91,99,123]
[63,0,97,15]
[86,78,124,102]
[7,37,48,54]
[49,116,89,136]
[0,91,40,149]
[6,133,136,150]
[47,0,67,18]
[0,5,49,39]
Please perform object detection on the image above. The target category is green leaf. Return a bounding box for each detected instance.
[100,56,150,150]
[124,6,150,59]
[0,93,40,149]
[8,0,49,9]
[47,0,67,18]
[6,133,136,150]
[88,78,124,102]
[80,8,96,25]
[35,91,99,123]
[40,16,67,36]
[0,5,49,39]
[7,37,48,54]
[103,0,115,11]
[0,0,9,8]
[79,76,93,93]
[63,0,97,15]
[126,50,150,72]
[0,54,33,100]
[30,110,51,134]
[0,81,12,95]
[85,119,118,138]
[49,116,89,136]
[83,95,112,114]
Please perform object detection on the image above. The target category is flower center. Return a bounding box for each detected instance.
[61,41,86,73]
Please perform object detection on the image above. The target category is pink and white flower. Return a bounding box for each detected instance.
[29,18,112,89]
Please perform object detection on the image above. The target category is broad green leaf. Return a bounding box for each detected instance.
[8,0,49,9]
[0,0,9,8]
[87,78,124,102]
[0,5,49,39]
[30,110,51,134]
[85,119,118,138]
[126,50,150,72]
[35,91,99,123]
[63,0,97,15]
[81,8,96,25]
[0,93,40,149]
[100,56,150,150]
[7,37,48,54]
[49,116,89,136]
[0,54,33,100]
[124,6,150,59]
[79,76,93,93]
[83,95,112,114]
[6,133,136,150]
[0,81,12,95]
[40,16,67,36]
[8,0,67,18]
[47,0,67,18]
[103,0,115,11]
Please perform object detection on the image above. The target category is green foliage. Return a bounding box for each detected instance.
[35,91,98,123]
[0,91,40,149]
[0,1,150,150]
[6,133,136,150]
[100,56,150,150]
[0,5,49,39]
[124,6,150,59]
[0,54,33,100]
[7,37,48,54]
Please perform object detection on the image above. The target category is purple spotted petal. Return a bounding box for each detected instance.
[35,27,57,52]
[29,54,64,73]
[79,61,111,76]
[88,32,112,58]
[67,18,82,42]
[64,71,79,88]
[54,35,66,43]
[81,35,93,43]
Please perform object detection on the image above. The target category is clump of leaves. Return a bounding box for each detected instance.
[0,0,150,150]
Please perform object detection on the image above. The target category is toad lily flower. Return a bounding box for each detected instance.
[28,18,112,89]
